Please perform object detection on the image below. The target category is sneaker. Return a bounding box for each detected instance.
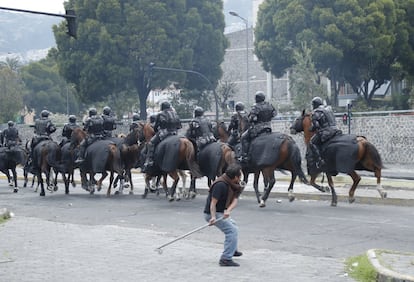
[233,250,243,257]
[219,259,239,267]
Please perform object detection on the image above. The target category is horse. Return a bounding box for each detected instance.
[290,109,386,206]
[58,141,78,194]
[212,121,229,143]
[30,139,61,196]
[71,128,125,196]
[0,145,27,192]
[137,122,203,201]
[234,132,309,207]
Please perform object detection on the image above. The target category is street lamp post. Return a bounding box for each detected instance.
[229,11,249,106]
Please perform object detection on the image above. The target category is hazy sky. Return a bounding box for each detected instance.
[0,0,65,13]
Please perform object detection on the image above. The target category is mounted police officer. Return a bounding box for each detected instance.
[1,121,20,149]
[186,106,216,151]
[60,115,80,147]
[142,101,182,171]
[309,96,342,168]
[75,108,104,164]
[239,91,277,163]
[102,106,117,138]
[129,113,140,132]
[228,101,249,146]
[28,110,57,167]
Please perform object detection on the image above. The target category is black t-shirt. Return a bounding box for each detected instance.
[204,181,229,214]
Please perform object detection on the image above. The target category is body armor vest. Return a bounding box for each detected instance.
[102,115,116,131]
[86,116,104,136]
[35,118,49,136]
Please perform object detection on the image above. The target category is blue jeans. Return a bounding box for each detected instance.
[204,213,238,260]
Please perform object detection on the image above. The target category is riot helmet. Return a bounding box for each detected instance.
[161,101,171,111]
[103,106,111,115]
[7,121,14,127]
[194,106,204,117]
[132,113,140,121]
[89,107,97,117]
[69,115,77,123]
[149,114,157,123]
[41,110,50,118]
[235,102,244,112]
[255,91,266,103]
[312,97,323,109]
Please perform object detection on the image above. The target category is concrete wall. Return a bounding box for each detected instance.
[11,114,414,165]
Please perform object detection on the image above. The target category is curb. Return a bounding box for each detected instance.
[367,249,414,282]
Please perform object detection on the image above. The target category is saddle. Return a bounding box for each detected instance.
[152,135,182,173]
[197,142,222,179]
[307,134,358,175]
[236,132,288,167]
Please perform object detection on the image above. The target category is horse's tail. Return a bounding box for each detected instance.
[47,142,62,169]
[364,141,384,169]
[184,139,203,178]
[288,140,309,184]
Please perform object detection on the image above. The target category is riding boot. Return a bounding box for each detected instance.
[75,141,86,164]
[143,143,155,172]
[310,143,325,168]
[239,138,250,163]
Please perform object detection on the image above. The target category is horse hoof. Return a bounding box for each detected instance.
[123,183,130,189]
[13,188,18,193]
[129,191,134,195]
[142,193,147,199]
[8,183,13,187]
[349,197,355,204]
[40,192,45,197]
[331,202,337,207]
[288,196,295,202]
[259,200,266,208]
[54,186,58,192]
[168,197,174,202]
[382,192,387,199]
[47,186,53,192]
[175,197,181,201]
[115,191,120,195]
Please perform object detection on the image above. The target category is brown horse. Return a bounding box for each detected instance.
[290,109,386,206]
[137,122,203,201]
[212,121,230,143]
[71,128,124,196]
[236,132,309,207]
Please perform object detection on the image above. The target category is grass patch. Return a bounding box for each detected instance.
[345,253,377,282]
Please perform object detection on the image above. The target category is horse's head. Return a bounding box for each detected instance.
[70,128,87,147]
[290,109,314,144]
[143,122,155,142]
[213,121,229,143]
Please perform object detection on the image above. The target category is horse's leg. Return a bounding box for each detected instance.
[127,169,134,195]
[178,170,187,198]
[142,174,152,198]
[252,171,261,204]
[167,171,180,202]
[374,167,387,198]
[309,174,328,193]
[62,172,70,195]
[260,169,276,208]
[107,171,115,197]
[96,172,108,192]
[188,175,196,199]
[327,175,337,207]
[347,171,361,204]
[11,168,18,193]
[287,173,297,202]
[38,170,45,196]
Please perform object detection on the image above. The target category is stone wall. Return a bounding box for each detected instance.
[11,114,414,165]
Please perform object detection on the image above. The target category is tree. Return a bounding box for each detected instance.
[254,0,414,107]
[290,42,327,110]
[53,0,227,120]
[0,63,24,122]
[20,52,80,116]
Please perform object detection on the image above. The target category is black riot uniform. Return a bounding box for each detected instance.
[75,108,104,164]
[227,102,249,146]
[102,106,117,137]
[143,102,182,171]
[129,113,140,132]
[60,115,80,146]
[309,96,342,168]
[1,121,20,149]
[239,91,276,163]
[186,107,216,151]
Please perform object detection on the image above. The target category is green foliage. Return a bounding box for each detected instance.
[54,0,227,120]
[20,53,80,116]
[345,254,377,282]
[254,0,414,106]
[290,42,328,110]
[0,64,24,123]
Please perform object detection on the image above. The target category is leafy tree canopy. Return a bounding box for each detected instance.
[254,0,414,106]
[53,0,228,120]
[0,60,24,122]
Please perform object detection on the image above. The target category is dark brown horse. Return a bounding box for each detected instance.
[0,145,27,192]
[71,128,124,196]
[236,132,309,207]
[30,139,61,196]
[290,109,386,206]
[137,122,203,201]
